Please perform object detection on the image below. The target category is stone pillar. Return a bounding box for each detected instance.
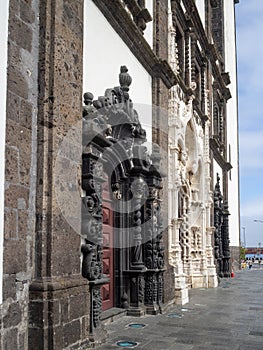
[28,1,91,349]
[206,226,218,288]
[3,0,39,348]
[171,218,189,304]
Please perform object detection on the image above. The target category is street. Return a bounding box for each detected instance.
[99,268,263,349]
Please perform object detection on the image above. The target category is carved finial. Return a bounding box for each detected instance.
[119,66,132,99]
[83,92,94,105]
[83,92,94,119]
[214,173,222,200]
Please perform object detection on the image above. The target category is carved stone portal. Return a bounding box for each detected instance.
[213,174,231,279]
[82,66,165,342]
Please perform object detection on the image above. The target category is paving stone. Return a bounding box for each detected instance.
[98,270,263,349]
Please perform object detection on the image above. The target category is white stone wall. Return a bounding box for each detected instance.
[167,5,218,295]
[0,0,9,304]
[83,1,152,143]
[195,0,205,27]
[224,1,240,247]
[144,0,153,48]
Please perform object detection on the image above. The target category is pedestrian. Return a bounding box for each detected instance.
[249,261,253,270]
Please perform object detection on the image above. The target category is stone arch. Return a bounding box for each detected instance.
[81,67,165,339]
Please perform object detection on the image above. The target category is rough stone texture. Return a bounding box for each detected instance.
[3,303,22,328]
[3,328,18,350]
[28,279,89,350]
[1,0,39,349]
[26,0,89,347]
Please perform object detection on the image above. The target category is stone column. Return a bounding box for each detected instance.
[28,1,92,349]
[171,218,189,304]
[206,226,218,288]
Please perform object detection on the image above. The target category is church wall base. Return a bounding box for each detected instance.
[174,272,189,305]
[28,277,92,350]
[230,246,241,271]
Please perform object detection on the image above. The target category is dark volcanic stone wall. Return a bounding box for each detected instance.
[28,0,90,349]
[1,0,39,348]
[1,0,90,349]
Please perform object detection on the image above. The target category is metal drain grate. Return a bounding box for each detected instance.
[128,323,146,329]
[167,313,182,318]
[116,341,139,348]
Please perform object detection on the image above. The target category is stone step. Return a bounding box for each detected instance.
[101,307,127,325]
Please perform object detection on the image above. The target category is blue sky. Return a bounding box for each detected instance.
[236,1,263,247]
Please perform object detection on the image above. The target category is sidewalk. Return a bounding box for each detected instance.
[98,269,263,349]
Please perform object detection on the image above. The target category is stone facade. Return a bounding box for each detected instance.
[166,0,238,301]
[1,0,39,348]
[1,0,91,349]
[0,0,240,349]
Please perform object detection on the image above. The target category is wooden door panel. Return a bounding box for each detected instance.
[102,187,114,311]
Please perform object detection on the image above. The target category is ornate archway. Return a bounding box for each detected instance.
[81,66,165,341]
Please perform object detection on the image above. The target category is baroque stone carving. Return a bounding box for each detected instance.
[213,174,231,279]
[82,66,165,332]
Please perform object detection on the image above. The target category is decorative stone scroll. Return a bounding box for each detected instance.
[213,174,231,279]
[121,0,152,33]
[82,66,165,339]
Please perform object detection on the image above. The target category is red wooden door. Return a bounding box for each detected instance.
[102,181,114,311]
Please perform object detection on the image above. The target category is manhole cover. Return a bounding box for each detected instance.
[116,341,138,348]
[167,313,182,318]
[128,323,146,329]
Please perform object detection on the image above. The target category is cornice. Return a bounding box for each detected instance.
[92,0,232,96]
[92,0,157,71]
[92,0,178,89]
[209,137,232,171]
[193,102,208,128]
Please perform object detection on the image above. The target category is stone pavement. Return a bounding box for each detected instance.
[98,268,263,349]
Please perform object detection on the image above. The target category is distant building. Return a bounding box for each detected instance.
[0,0,240,348]
[245,247,263,255]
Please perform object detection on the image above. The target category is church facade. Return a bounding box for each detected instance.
[0,0,240,349]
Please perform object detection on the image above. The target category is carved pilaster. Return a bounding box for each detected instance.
[213,173,224,279]
[144,147,165,314]
[222,201,231,277]
[201,60,206,113]
[190,32,197,87]
[168,8,180,75]
[185,29,191,86]
[82,104,109,341]
[131,177,147,269]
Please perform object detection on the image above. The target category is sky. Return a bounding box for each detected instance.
[235,0,263,247]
